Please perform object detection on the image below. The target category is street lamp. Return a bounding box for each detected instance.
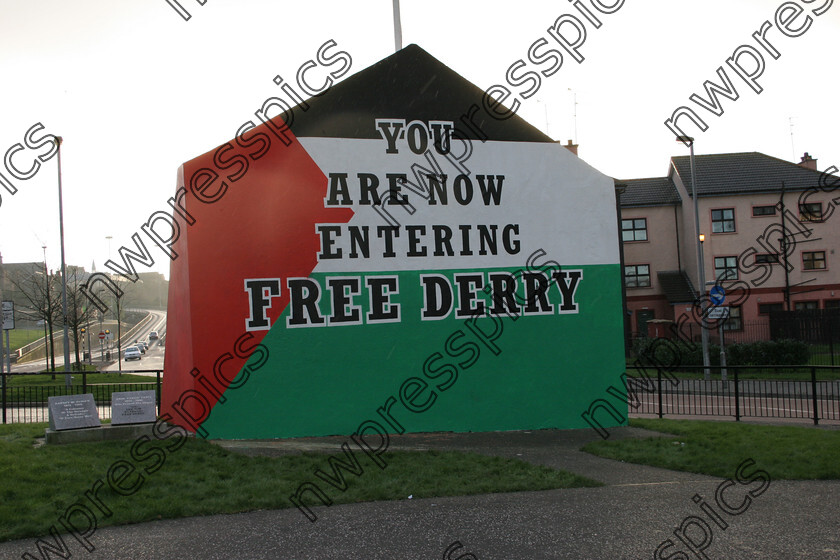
[54,136,72,388]
[677,135,711,380]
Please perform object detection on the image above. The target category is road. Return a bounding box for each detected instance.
[103,309,167,376]
[9,310,166,376]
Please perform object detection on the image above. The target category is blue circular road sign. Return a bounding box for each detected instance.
[710,285,725,305]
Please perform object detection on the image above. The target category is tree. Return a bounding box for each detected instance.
[109,276,134,373]
[7,266,62,372]
[88,274,134,371]
[66,267,95,370]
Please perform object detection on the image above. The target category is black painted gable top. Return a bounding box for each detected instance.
[288,44,553,143]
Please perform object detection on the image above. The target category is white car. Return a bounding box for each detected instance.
[149,331,159,340]
[124,347,142,361]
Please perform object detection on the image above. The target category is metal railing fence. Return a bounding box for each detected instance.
[627,365,840,424]
[1,370,162,424]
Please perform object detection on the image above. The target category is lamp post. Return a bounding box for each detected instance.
[615,181,631,355]
[54,136,72,388]
[392,0,402,52]
[99,309,104,362]
[106,235,122,373]
[677,136,711,380]
[41,245,50,372]
[86,317,92,365]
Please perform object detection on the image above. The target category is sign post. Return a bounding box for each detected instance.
[706,306,729,320]
[709,286,728,383]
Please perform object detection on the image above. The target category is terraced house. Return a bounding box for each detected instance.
[619,151,839,343]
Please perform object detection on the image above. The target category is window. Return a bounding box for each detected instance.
[714,256,738,281]
[795,301,818,311]
[758,303,784,315]
[825,300,840,309]
[624,265,651,288]
[799,202,823,222]
[803,251,826,270]
[723,305,742,331]
[752,205,777,217]
[755,253,779,264]
[711,208,736,233]
[621,218,648,242]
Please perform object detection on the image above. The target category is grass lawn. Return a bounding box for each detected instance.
[808,352,840,368]
[583,418,840,480]
[666,369,838,381]
[0,423,600,542]
[7,329,43,351]
[6,372,153,387]
[625,364,840,381]
[2,373,157,405]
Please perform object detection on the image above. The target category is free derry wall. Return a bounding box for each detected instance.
[161,44,626,439]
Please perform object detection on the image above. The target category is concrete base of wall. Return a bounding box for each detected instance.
[45,423,155,445]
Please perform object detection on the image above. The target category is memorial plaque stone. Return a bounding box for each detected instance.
[48,394,101,431]
[111,390,156,425]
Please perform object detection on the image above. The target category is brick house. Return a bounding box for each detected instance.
[619,151,839,343]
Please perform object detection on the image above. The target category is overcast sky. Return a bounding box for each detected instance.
[1,0,837,279]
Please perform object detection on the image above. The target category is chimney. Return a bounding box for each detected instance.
[561,139,578,156]
[799,152,817,170]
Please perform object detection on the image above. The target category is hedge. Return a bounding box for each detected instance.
[633,337,810,367]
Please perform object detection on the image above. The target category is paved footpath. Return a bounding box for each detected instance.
[3,426,840,559]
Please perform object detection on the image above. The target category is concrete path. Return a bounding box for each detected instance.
[3,426,839,559]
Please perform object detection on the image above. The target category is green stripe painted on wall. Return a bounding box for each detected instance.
[200,264,626,439]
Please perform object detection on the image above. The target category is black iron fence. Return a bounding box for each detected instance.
[771,308,840,343]
[627,365,840,424]
[0,370,162,424]
[6,366,839,426]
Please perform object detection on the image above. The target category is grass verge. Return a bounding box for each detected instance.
[583,418,840,480]
[2,374,156,406]
[625,366,840,381]
[8,329,43,351]
[6,372,153,386]
[1,423,599,542]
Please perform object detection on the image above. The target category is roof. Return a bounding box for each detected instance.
[670,152,829,197]
[657,270,697,304]
[287,44,553,143]
[619,177,681,207]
